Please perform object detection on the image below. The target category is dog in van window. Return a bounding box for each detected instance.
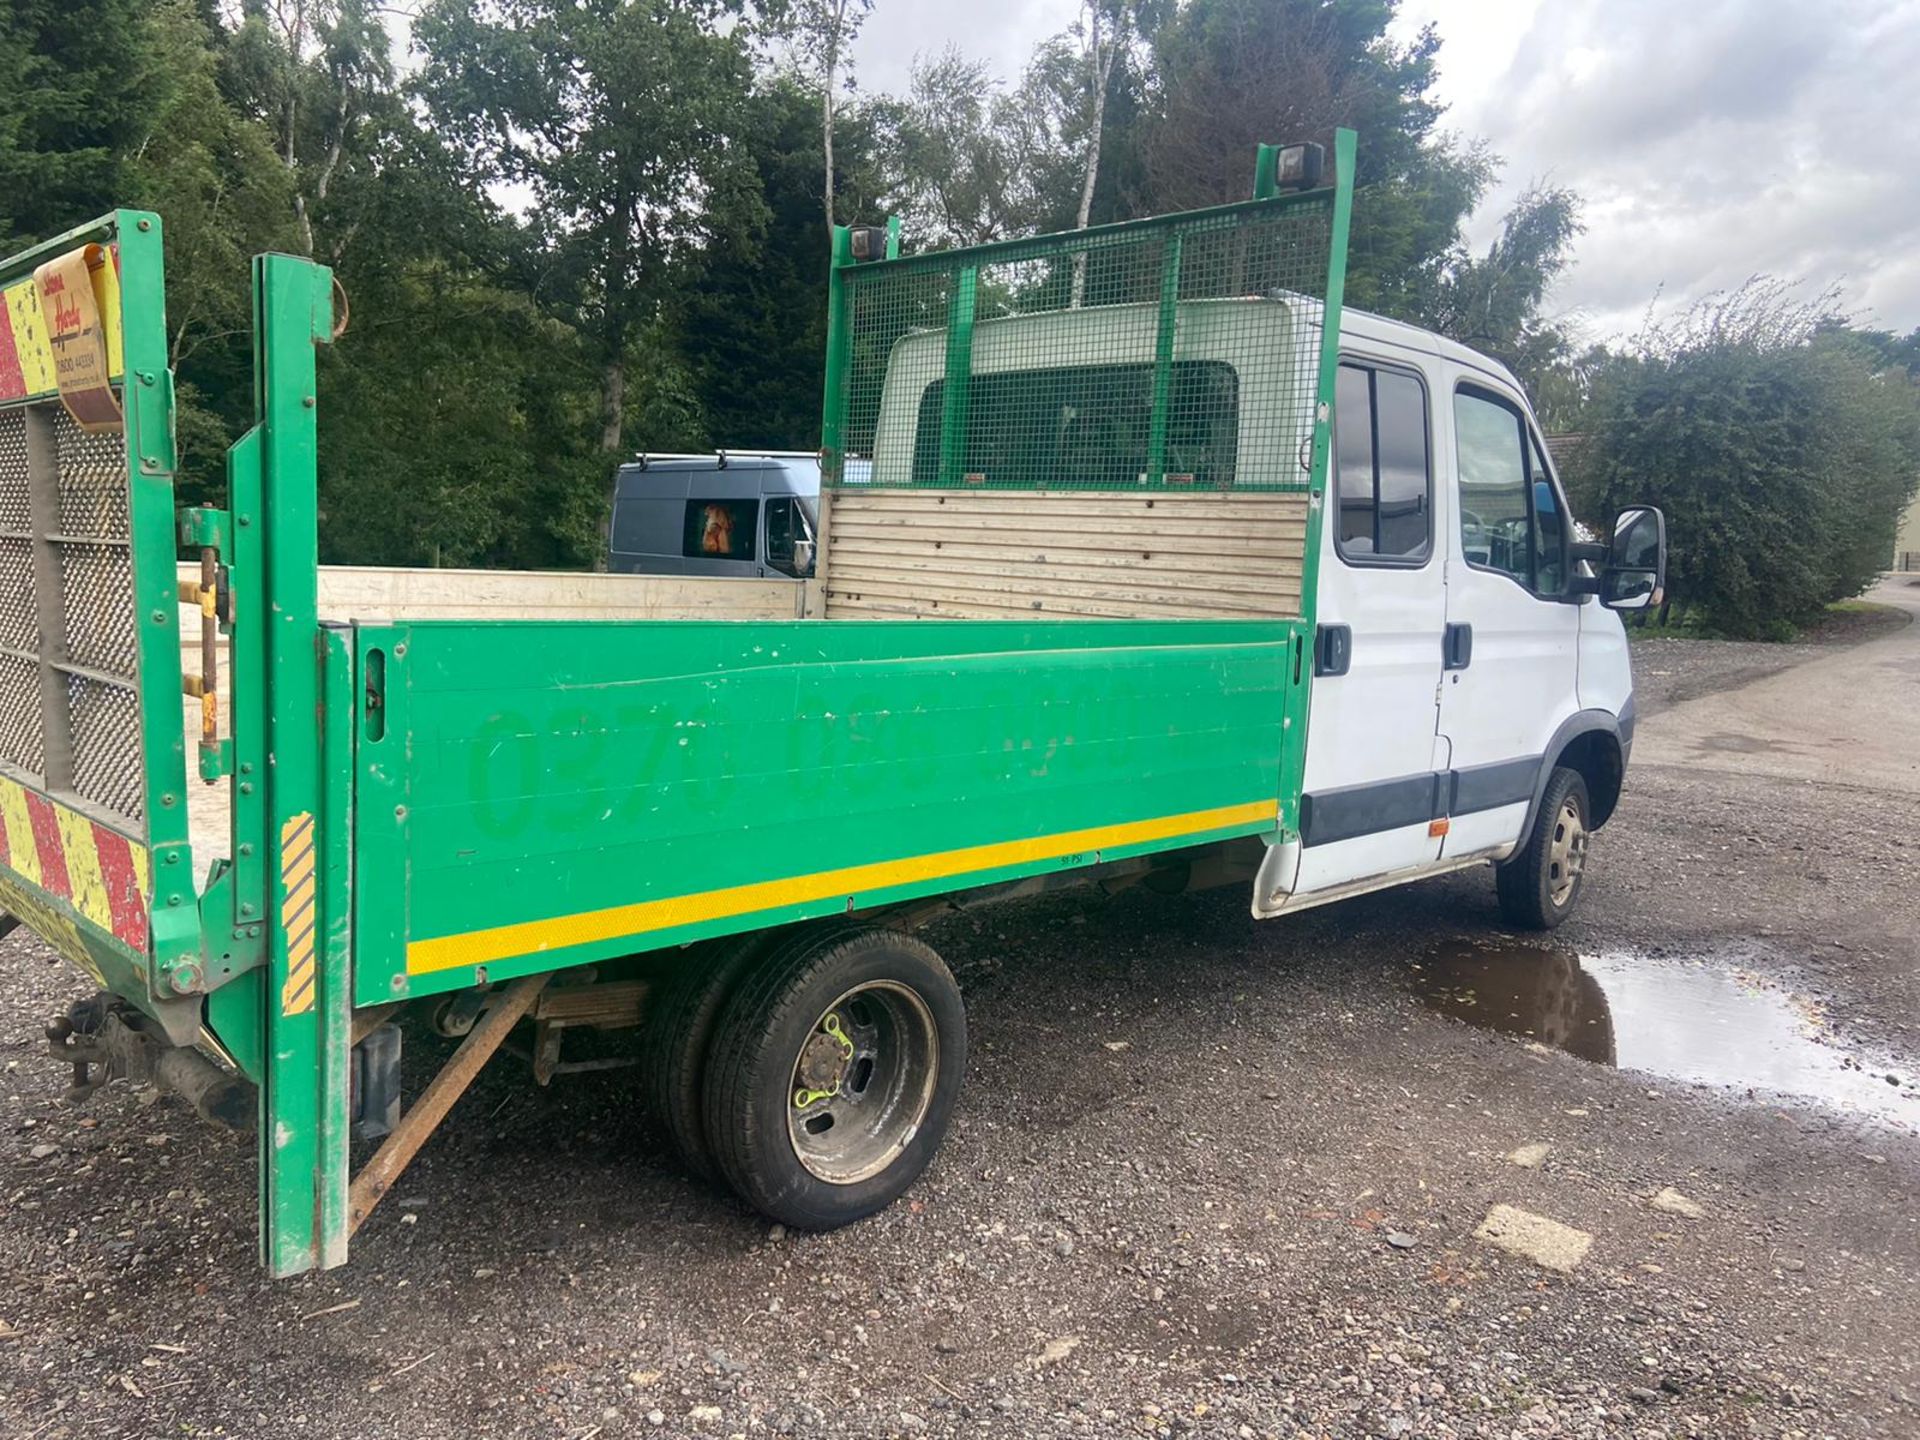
[701,503,736,556]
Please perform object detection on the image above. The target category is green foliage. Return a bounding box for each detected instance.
[872,49,1074,245]
[678,79,885,448]
[0,0,161,247]
[1565,282,1920,638]
[417,0,763,459]
[130,0,298,501]
[1422,182,1586,426]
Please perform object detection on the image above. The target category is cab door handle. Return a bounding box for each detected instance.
[1314,624,1351,677]
[1443,622,1473,671]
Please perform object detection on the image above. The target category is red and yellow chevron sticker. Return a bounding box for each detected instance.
[0,244,123,407]
[0,775,150,952]
[279,811,317,1016]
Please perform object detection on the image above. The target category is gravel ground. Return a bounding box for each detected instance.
[3,617,1918,1440]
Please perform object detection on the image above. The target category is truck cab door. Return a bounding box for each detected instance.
[1436,377,1582,858]
[1294,357,1447,894]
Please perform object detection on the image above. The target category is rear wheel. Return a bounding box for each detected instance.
[704,927,965,1229]
[638,934,774,1183]
[1495,766,1591,930]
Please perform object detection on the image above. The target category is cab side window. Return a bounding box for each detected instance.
[1453,386,1567,595]
[1529,434,1566,594]
[1333,361,1431,564]
[765,497,814,576]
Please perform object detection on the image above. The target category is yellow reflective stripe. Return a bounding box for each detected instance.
[407,798,1278,976]
[53,805,111,933]
[0,776,42,886]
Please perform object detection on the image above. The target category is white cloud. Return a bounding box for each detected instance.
[1400,0,1920,338]
[851,0,1079,96]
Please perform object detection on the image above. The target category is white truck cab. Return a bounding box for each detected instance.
[835,291,1667,935]
[1262,307,1660,928]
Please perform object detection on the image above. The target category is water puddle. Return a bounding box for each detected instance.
[1414,941,1918,1129]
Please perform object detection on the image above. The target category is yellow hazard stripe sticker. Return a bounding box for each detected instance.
[0,776,42,887]
[54,805,110,934]
[406,798,1278,976]
[279,812,318,1016]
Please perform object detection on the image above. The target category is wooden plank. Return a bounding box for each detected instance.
[831,555,1301,600]
[824,592,1302,622]
[824,575,1300,621]
[826,509,1305,541]
[825,533,1305,572]
[178,562,805,624]
[833,493,1309,520]
[828,522,1305,558]
[826,484,1311,621]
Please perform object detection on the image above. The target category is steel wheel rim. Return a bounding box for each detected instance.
[786,980,939,1185]
[1546,795,1588,907]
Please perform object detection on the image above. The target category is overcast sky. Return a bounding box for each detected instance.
[850,0,1920,341]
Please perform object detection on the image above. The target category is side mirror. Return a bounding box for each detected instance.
[792,539,815,577]
[1601,505,1666,611]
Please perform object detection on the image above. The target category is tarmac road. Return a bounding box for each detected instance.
[1633,576,1920,796]
[2,592,1917,1440]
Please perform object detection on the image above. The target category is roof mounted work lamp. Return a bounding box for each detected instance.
[848,225,889,261]
[1269,141,1326,192]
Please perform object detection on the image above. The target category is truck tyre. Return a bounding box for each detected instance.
[1496,765,1592,930]
[639,934,774,1183]
[703,927,965,1230]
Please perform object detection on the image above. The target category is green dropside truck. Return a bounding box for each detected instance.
[0,132,1474,1276]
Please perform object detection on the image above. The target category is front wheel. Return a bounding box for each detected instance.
[703,927,966,1230]
[1495,766,1591,930]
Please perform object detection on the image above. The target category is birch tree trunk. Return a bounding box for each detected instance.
[820,0,849,242]
[1070,3,1119,307]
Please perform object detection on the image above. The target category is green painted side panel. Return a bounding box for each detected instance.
[353,618,1302,1005]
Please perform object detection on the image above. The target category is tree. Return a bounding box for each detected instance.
[1128,0,1488,321]
[1422,182,1584,417]
[1070,1,1155,233]
[219,0,395,259]
[680,78,886,448]
[417,0,763,480]
[1565,282,1920,637]
[124,0,299,501]
[876,48,1081,246]
[781,0,875,240]
[0,0,162,247]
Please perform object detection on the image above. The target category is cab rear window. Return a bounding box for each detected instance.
[911,361,1239,487]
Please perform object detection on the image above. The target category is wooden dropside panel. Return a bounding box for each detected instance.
[822,489,1310,620]
[311,565,807,622]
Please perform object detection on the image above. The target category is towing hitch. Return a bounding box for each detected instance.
[46,994,255,1131]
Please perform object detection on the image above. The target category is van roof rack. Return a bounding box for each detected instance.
[629,449,821,469]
